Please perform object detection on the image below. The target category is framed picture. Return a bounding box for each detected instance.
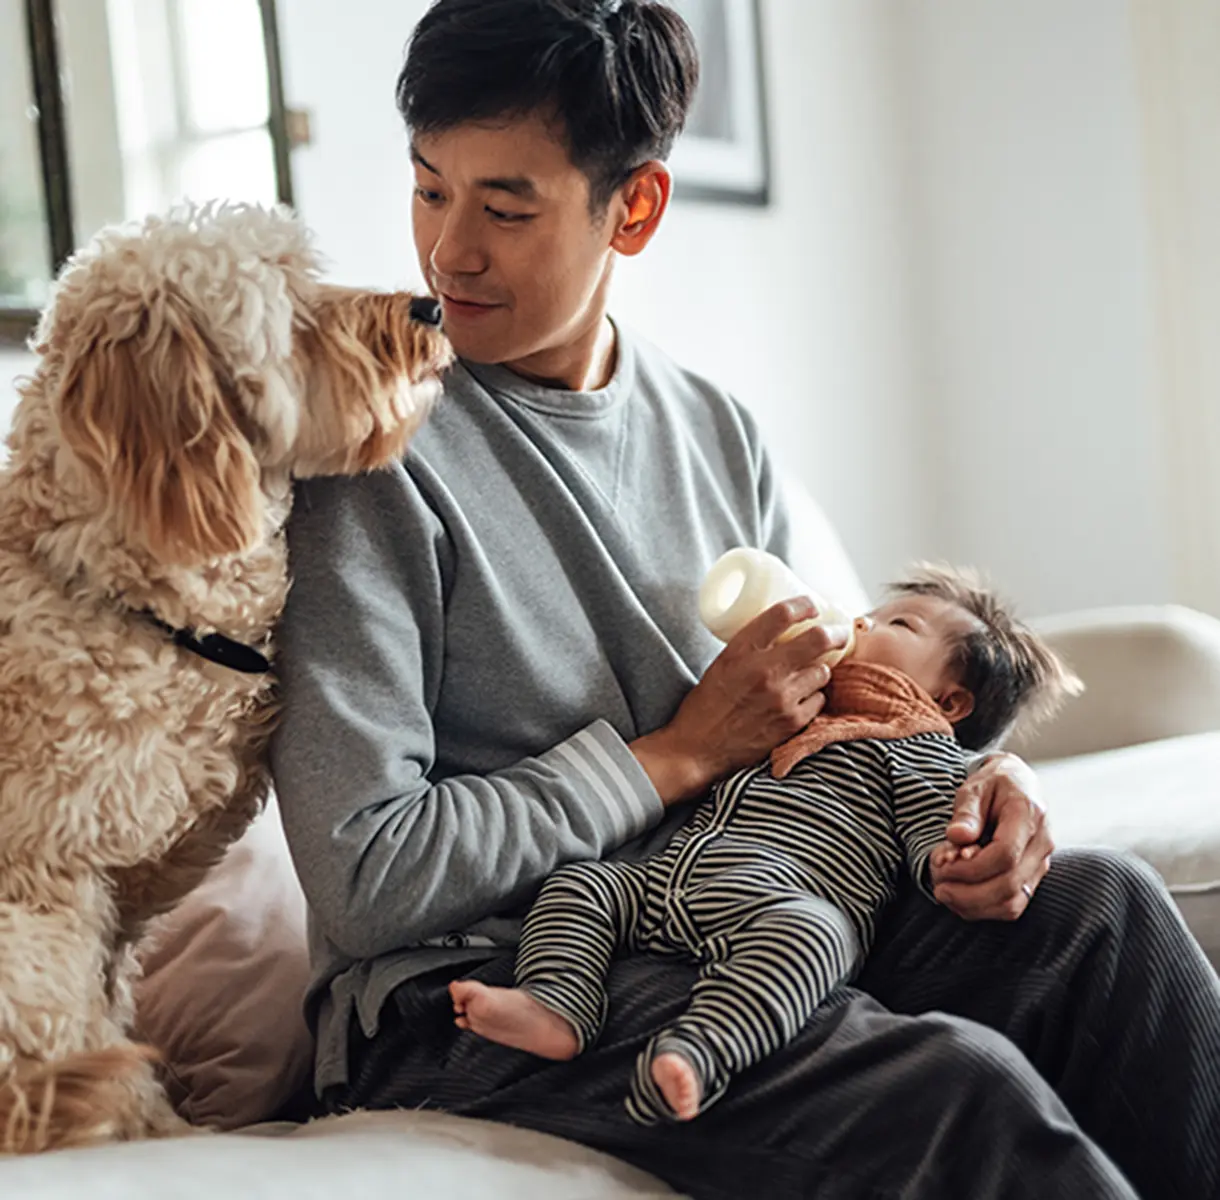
[668,0,771,206]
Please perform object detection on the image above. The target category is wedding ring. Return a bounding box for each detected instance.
[1021,883,1034,901]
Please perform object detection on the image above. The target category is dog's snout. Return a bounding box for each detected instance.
[409,296,443,327]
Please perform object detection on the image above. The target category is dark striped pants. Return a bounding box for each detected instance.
[329,850,1220,1200]
[516,858,863,1122]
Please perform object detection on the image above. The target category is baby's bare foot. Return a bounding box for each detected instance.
[449,980,580,1060]
[651,1051,702,1120]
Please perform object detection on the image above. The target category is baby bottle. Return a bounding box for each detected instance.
[698,547,858,667]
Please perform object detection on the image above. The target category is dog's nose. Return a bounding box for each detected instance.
[409,296,443,327]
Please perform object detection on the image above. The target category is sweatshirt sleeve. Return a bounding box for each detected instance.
[886,735,970,901]
[270,466,663,961]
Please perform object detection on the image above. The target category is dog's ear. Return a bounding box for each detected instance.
[55,296,264,565]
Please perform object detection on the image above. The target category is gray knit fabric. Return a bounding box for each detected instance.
[270,325,790,1092]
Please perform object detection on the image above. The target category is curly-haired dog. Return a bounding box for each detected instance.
[0,203,451,1153]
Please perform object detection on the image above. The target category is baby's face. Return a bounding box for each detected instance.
[851,594,981,701]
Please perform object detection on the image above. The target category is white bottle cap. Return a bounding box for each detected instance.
[699,547,813,642]
[699,546,858,666]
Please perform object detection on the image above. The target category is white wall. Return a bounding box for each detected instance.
[893,0,1174,616]
[1131,0,1220,618]
[274,1,424,295]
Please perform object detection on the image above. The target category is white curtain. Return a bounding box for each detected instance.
[1132,0,1220,617]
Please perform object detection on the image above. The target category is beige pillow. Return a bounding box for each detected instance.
[134,797,314,1129]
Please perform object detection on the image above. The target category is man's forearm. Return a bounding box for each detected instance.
[279,720,663,960]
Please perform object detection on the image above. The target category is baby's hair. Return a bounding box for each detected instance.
[886,563,1083,750]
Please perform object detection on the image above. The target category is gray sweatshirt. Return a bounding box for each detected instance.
[271,325,791,1092]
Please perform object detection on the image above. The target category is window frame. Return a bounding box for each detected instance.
[0,0,294,346]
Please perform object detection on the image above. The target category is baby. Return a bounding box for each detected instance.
[451,565,1080,1123]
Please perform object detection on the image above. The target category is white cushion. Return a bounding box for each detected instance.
[1039,731,1220,969]
[0,1110,675,1200]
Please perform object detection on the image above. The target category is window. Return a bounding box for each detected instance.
[0,0,294,345]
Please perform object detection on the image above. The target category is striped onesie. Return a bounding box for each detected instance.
[515,700,969,1123]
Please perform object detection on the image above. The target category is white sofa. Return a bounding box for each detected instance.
[5,481,1220,1199]
[1012,605,1220,967]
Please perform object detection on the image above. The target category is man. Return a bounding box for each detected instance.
[271,3,1220,1197]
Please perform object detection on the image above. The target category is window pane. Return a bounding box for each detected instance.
[53,0,281,238]
[0,0,52,309]
[178,128,278,207]
[178,0,269,133]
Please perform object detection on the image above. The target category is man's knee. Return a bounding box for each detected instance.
[897,1013,1133,1193]
[913,1013,1055,1111]
[1041,847,1172,934]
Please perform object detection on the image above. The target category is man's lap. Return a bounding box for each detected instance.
[864,845,1220,1199]
[328,848,1183,1198]
[336,952,1126,1199]
[340,848,1123,1105]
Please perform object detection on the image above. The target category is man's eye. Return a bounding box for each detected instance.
[486,206,534,223]
[415,187,444,204]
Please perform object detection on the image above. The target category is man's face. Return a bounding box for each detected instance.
[410,114,617,370]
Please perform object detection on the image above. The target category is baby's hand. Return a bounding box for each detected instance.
[930,841,959,871]
[929,840,981,872]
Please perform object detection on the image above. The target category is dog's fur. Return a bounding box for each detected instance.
[0,203,451,1153]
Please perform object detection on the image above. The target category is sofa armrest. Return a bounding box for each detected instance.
[1005,605,1220,763]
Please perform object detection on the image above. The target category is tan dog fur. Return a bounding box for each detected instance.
[0,203,450,1153]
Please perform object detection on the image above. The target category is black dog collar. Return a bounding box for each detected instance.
[144,614,272,675]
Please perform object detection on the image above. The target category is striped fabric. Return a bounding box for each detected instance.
[548,723,660,844]
[333,848,1220,1200]
[515,732,969,1121]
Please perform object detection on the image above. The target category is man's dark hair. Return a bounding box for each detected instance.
[887,564,1084,751]
[396,0,699,210]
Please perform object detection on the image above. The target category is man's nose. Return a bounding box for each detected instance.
[429,209,487,279]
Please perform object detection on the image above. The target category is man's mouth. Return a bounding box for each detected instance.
[440,292,503,316]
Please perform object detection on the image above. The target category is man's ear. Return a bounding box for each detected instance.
[609,162,672,257]
[937,685,976,725]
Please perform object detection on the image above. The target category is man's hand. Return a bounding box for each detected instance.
[929,753,1054,920]
[631,597,851,806]
[928,840,980,872]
